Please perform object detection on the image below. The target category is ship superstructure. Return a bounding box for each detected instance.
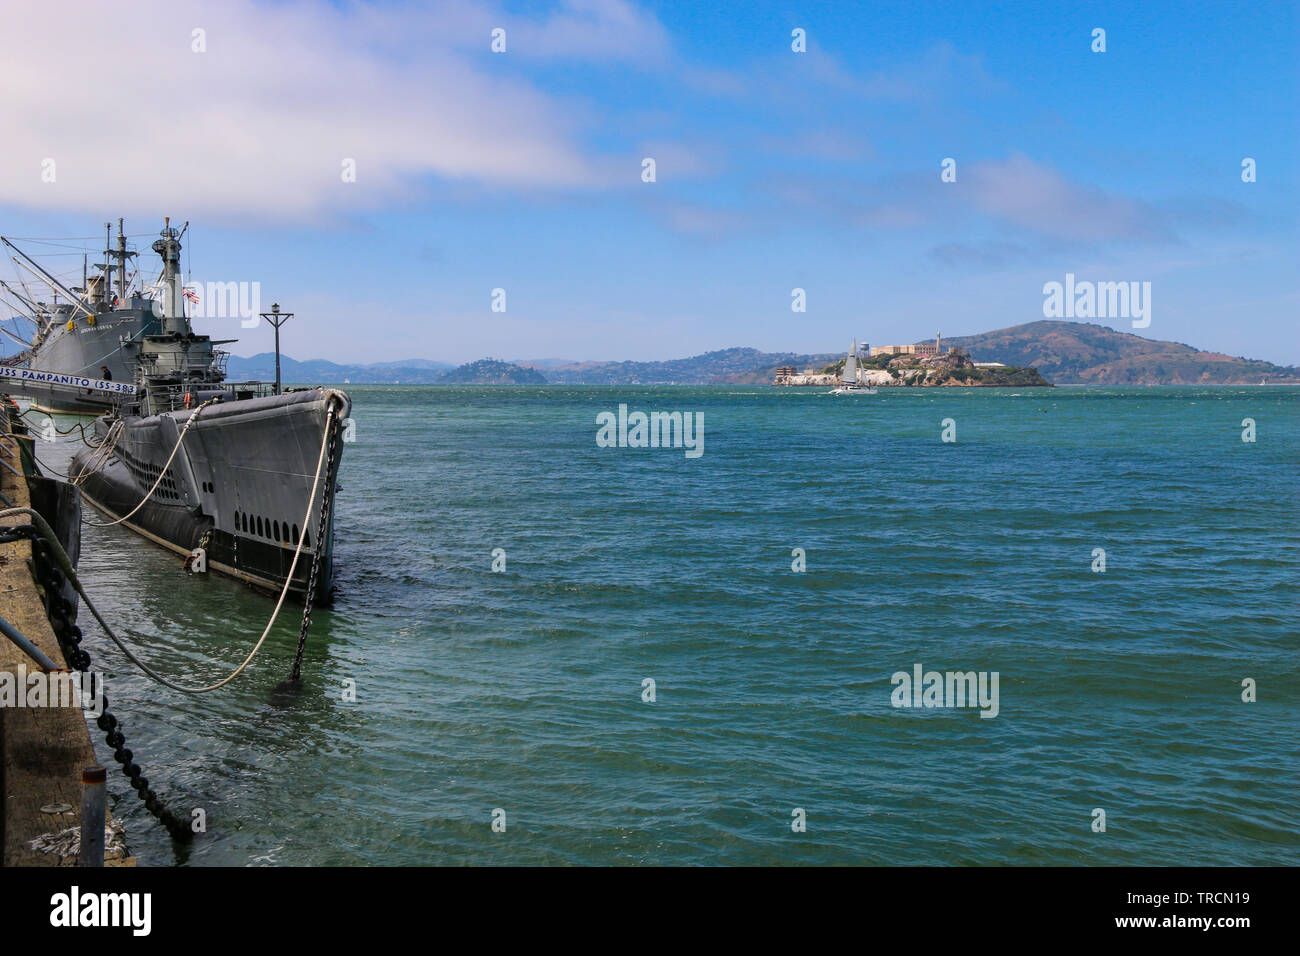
[1,221,162,412]
[60,219,349,604]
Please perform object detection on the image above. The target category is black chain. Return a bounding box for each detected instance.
[287,409,339,684]
[19,528,193,843]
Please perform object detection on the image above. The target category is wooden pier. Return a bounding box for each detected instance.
[0,402,133,866]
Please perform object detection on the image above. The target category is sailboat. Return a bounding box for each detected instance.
[829,339,877,395]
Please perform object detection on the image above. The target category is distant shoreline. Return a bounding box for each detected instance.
[233,320,1299,387]
[282,380,1299,388]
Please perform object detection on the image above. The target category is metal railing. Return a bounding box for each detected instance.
[139,380,277,414]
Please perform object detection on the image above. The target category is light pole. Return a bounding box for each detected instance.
[261,303,293,395]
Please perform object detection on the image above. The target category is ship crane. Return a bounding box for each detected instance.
[2,238,97,326]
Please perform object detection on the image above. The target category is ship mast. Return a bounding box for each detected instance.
[100,220,136,307]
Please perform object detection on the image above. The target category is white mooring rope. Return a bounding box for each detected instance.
[76,399,217,525]
[0,405,336,694]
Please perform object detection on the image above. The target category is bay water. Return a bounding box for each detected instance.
[39,385,1299,865]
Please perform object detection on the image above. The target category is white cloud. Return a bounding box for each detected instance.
[519,0,671,60]
[964,154,1169,242]
[0,0,666,222]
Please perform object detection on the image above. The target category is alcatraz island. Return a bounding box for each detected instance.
[773,334,1053,388]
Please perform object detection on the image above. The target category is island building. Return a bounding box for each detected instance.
[772,333,999,386]
[870,332,945,357]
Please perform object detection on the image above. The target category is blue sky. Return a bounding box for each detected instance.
[1,0,1296,364]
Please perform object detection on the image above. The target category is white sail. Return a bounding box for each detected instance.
[841,339,859,384]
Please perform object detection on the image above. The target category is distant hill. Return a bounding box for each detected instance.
[231,347,836,386]
[936,321,1300,385]
[225,352,454,384]
[435,358,547,385]
[517,347,840,384]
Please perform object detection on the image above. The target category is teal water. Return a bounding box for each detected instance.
[45,385,1299,865]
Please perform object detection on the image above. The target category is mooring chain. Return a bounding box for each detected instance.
[26,529,192,842]
[0,400,344,845]
[288,409,339,684]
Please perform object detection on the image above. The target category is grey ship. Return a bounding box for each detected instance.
[64,220,350,604]
[1,222,159,412]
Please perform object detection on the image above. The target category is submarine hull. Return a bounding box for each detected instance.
[72,387,349,604]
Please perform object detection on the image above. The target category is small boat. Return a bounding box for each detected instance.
[829,339,877,395]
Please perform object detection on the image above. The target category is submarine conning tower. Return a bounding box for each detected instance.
[150,217,189,336]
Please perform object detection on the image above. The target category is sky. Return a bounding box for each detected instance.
[0,0,1296,365]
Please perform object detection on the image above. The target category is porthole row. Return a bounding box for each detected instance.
[232,510,308,548]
